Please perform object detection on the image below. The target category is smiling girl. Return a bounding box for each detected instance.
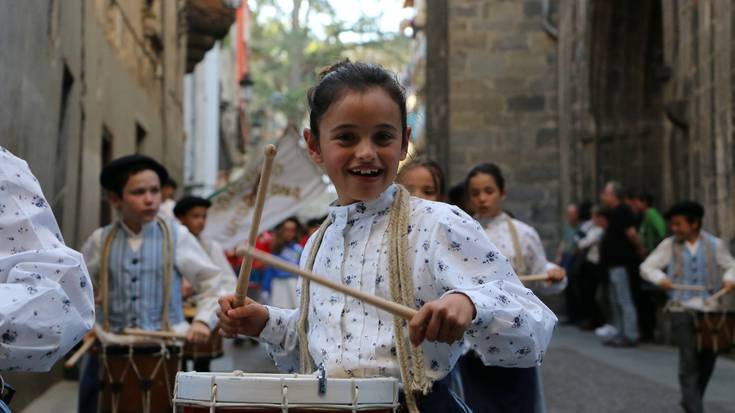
[217,61,557,413]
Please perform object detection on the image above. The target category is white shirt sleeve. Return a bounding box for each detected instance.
[715,238,735,284]
[577,226,602,250]
[639,237,672,285]
[521,223,567,295]
[208,240,238,294]
[174,225,228,329]
[430,210,557,367]
[0,148,95,372]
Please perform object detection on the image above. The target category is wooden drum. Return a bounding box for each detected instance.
[97,343,182,413]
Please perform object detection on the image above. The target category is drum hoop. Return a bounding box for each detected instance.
[171,398,399,411]
[174,373,400,411]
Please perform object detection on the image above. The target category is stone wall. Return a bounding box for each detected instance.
[558,0,735,243]
[0,0,187,248]
[436,0,562,249]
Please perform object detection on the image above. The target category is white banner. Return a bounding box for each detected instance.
[202,135,328,249]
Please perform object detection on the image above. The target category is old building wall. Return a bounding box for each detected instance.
[0,0,187,248]
[441,0,562,247]
[558,0,735,242]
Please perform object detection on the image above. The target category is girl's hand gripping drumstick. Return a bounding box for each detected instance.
[242,247,418,320]
[233,144,278,307]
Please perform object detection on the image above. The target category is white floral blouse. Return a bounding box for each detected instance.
[258,185,557,380]
[0,147,95,372]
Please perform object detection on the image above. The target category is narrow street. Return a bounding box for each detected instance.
[19,326,735,412]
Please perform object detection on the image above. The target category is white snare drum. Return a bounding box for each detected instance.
[173,371,400,412]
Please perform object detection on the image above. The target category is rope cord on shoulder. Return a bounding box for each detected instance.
[157,217,174,331]
[100,225,119,331]
[296,186,430,413]
[388,186,431,413]
[100,218,174,331]
[506,215,527,276]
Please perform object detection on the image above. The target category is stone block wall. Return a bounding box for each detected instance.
[445,0,562,249]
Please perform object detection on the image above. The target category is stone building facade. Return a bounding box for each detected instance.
[0,1,233,407]
[426,0,735,248]
[426,0,562,248]
[558,0,735,242]
[0,0,233,250]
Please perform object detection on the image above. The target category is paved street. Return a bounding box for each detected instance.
[18,326,735,412]
[543,325,735,413]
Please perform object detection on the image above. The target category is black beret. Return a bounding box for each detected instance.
[173,196,212,217]
[99,154,169,193]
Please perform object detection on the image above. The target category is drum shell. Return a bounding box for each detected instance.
[96,344,181,413]
[693,311,735,352]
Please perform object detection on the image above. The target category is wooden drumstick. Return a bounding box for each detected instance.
[233,144,278,307]
[124,328,188,340]
[64,333,97,368]
[671,284,707,292]
[518,274,551,283]
[242,247,418,320]
[706,287,731,303]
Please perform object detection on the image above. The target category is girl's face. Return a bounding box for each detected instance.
[467,172,505,218]
[281,220,299,243]
[305,88,408,205]
[399,166,441,201]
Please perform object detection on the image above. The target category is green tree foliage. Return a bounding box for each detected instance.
[247,0,411,133]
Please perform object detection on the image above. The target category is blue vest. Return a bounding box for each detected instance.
[97,219,184,331]
[666,232,720,302]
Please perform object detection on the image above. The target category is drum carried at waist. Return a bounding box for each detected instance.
[173,371,400,412]
[95,342,182,413]
[671,297,735,353]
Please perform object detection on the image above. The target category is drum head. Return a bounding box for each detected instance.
[174,372,399,408]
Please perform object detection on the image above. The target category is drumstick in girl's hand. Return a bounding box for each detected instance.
[242,247,418,321]
[233,144,278,308]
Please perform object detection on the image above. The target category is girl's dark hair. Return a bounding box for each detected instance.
[464,162,506,193]
[307,60,407,140]
[398,156,446,197]
[271,216,302,254]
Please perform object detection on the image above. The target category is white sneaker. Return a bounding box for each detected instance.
[594,324,618,338]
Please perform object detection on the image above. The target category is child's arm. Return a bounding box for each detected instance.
[0,149,95,371]
[176,226,232,342]
[414,207,557,368]
[522,226,567,295]
[218,234,319,373]
[639,237,673,288]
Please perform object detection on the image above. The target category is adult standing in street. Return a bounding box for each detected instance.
[599,181,643,347]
